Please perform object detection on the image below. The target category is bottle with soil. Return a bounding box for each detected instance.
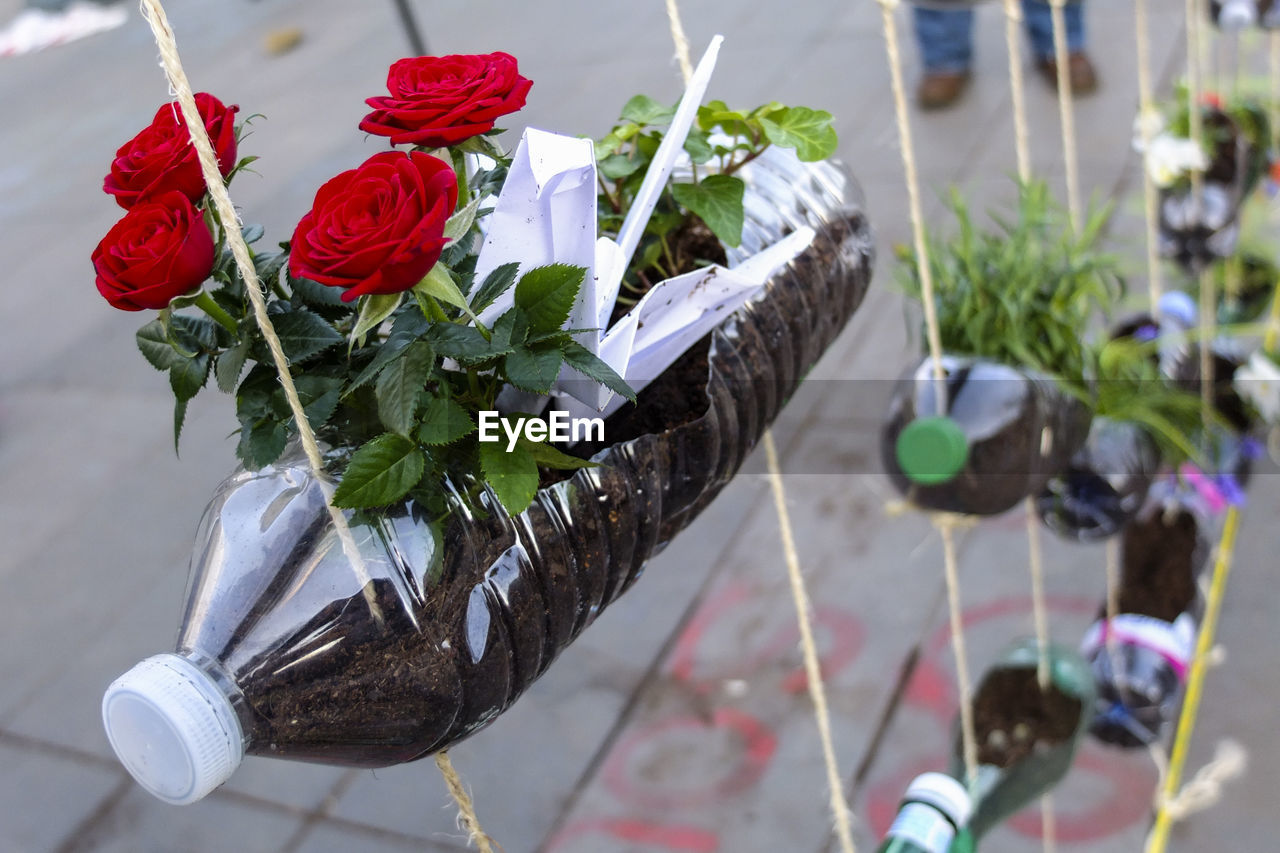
[1082,500,1209,748]
[877,772,974,853]
[1210,0,1269,29]
[881,355,1092,516]
[949,641,1095,841]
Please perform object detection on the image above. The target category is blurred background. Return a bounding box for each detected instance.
[2,0,1277,851]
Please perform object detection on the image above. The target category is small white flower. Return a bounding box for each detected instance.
[1132,107,1166,153]
[1145,133,1208,188]
[1235,350,1280,423]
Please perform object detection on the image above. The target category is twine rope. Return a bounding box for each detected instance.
[1003,0,1032,182]
[1145,507,1241,852]
[435,753,497,853]
[763,432,858,853]
[1049,0,1082,230]
[938,517,979,784]
[1266,33,1280,354]
[1040,794,1058,853]
[137,0,384,628]
[1024,499,1052,691]
[1104,536,1122,674]
[1135,0,1164,306]
[664,0,694,84]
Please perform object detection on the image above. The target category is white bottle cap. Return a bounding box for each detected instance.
[102,654,244,805]
[904,772,972,828]
[1219,0,1258,30]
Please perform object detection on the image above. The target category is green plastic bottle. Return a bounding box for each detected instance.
[877,772,973,853]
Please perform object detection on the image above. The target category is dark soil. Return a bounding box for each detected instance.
[972,668,1084,768]
[1173,350,1252,433]
[1117,508,1201,622]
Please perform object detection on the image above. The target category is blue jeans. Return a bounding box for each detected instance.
[913,1,1086,74]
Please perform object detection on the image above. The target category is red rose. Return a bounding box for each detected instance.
[359,53,532,147]
[289,151,459,302]
[104,93,240,210]
[93,192,216,312]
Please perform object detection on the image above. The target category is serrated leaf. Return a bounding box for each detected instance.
[169,352,210,403]
[289,375,344,428]
[417,396,476,445]
[331,434,424,508]
[521,437,597,470]
[346,331,422,394]
[671,175,745,248]
[241,224,265,245]
[171,314,217,351]
[563,341,636,402]
[758,107,838,162]
[426,323,511,364]
[621,94,676,126]
[415,263,477,323]
[173,397,188,455]
[270,308,342,362]
[351,293,403,347]
[289,275,348,308]
[137,320,183,372]
[254,252,288,292]
[375,341,434,434]
[444,197,481,241]
[513,264,585,335]
[469,262,520,315]
[478,439,538,514]
[237,418,289,470]
[505,344,564,394]
[215,338,251,392]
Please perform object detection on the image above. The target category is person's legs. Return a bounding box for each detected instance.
[913,5,975,109]
[1022,0,1098,93]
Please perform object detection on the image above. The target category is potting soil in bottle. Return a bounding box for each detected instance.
[882,355,1091,516]
[1082,503,1208,748]
[877,772,973,853]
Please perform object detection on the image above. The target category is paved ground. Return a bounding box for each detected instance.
[1,0,1276,851]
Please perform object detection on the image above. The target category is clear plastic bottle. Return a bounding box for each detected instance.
[1211,0,1262,30]
[100,148,875,805]
[877,772,973,853]
[881,355,1092,516]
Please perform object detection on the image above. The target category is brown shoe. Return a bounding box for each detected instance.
[917,71,971,111]
[1036,52,1099,95]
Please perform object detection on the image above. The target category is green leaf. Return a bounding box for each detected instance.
[254,252,288,292]
[758,107,838,161]
[696,100,750,136]
[505,344,565,394]
[289,275,347,308]
[417,396,476,445]
[271,308,343,362]
[470,262,520,315]
[683,130,714,164]
[331,434,425,508]
[513,264,585,335]
[374,341,434,435]
[351,293,403,347]
[137,320,183,372]
[491,309,529,348]
[241,224,265,245]
[169,352,210,403]
[478,439,539,514]
[426,323,512,364]
[620,94,676,126]
[415,263,477,323]
[215,337,251,392]
[346,331,418,394]
[173,398,188,455]
[444,197,481,241]
[599,153,644,180]
[521,437,597,470]
[237,418,289,470]
[289,375,344,428]
[671,174,745,248]
[563,341,636,402]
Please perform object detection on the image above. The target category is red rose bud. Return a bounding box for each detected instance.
[92,192,216,312]
[359,52,532,147]
[288,150,459,302]
[104,93,240,210]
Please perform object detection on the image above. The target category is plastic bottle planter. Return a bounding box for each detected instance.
[1083,502,1210,748]
[1210,0,1280,29]
[881,355,1093,517]
[1035,417,1162,542]
[1212,252,1279,325]
[1158,108,1266,272]
[100,149,875,805]
[877,772,973,853]
[947,641,1096,842]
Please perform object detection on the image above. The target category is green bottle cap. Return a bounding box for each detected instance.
[895,416,969,485]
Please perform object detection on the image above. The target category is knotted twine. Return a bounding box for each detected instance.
[136,2,493,848]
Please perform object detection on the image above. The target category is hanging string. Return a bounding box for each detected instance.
[1024,501,1052,691]
[1048,0,1082,230]
[1003,0,1032,182]
[1103,537,1123,673]
[435,753,497,853]
[1135,0,1164,306]
[875,0,979,786]
[664,0,694,84]
[763,433,858,853]
[1144,507,1241,853]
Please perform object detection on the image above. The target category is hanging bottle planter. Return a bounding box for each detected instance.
[1210,0,1280,30]
[1082,500,1210,748]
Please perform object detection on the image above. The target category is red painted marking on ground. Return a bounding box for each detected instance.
[1005,744,1158,842]
[548,818,720,852]
[667,583,753,688]
[924,595,1098,658]
[600,708,778,809]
